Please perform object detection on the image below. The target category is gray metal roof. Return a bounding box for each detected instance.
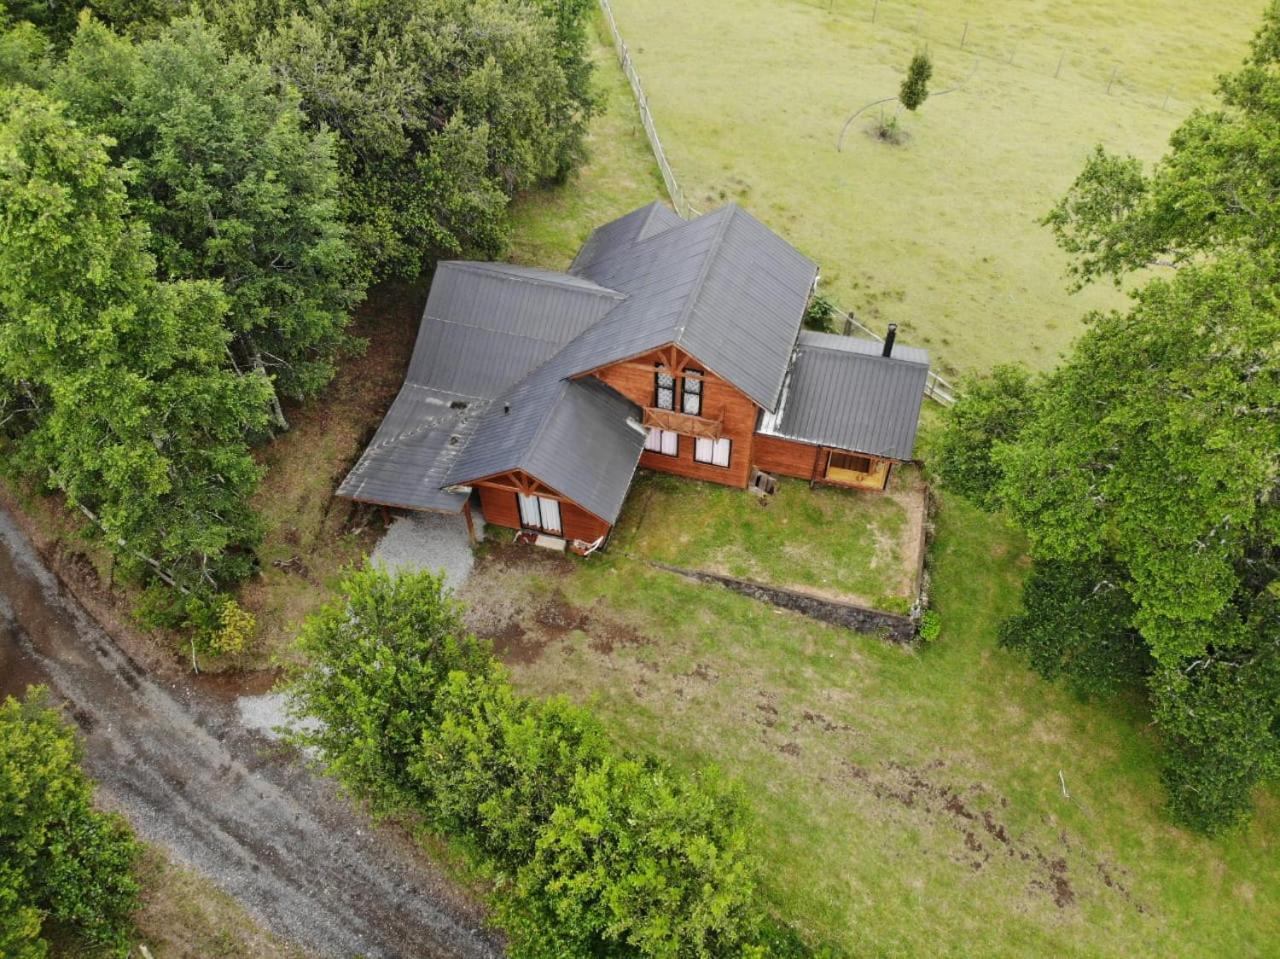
[337,261,623,512]
[758,331,929,461]
[567,203,818,410]
[570,201,684,274]
[444,370,644,524]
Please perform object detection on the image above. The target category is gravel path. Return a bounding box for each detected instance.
[370,509,483,592]
[0,505,503,959]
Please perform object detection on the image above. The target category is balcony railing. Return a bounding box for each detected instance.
[643,406,722,440]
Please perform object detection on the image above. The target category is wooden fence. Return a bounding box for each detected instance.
[596,0,957,406]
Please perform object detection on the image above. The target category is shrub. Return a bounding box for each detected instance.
[289,568,800,958]
[802,292,835,332]
[917,609,942,643]
[0,688,141,957]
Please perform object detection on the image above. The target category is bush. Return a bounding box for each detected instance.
[135,589,258,658]
[0,688,141,957]
[802,292,835,332]
[289,568,808,958]
[917,609,942,643]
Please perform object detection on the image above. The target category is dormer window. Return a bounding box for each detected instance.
[655,365,675,410]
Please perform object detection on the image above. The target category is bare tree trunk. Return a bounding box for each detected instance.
[253,353,290,433]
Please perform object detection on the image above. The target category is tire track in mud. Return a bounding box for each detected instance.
[0,506,503,959]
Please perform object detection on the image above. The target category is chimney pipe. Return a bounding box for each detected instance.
[503,403,510,415]
[882,323,897,358]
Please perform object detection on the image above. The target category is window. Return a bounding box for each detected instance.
[517,492,562,534]
[682,369,703,416]
[655,365,675,410]
[645,427,679,456]
[694,436,731,467]
[829,452,873,475]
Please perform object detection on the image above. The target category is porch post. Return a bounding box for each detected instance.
[462,500,477,544]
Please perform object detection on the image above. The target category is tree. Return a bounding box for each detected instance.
[938,3,1280,833]
[51,15,362,406]
[243,0,594,279]
[0,86,269,591]
[931,363,1035,510]
[898,51,932,112]
[1044,2,1280,287]
[1,688,141,957]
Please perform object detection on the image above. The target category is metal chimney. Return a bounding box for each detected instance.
[882,323,897,358]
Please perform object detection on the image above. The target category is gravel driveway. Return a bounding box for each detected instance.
[0,505,503,959]
[370,508,484,592]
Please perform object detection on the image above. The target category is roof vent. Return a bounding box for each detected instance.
[882,324,897,358]
[503,403,511,415]
[450,400,468,410]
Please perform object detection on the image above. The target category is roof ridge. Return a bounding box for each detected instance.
[448,260,626,298]
[671,204,738,344]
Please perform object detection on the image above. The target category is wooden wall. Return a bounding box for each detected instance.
[751,434,893,491]
[587,345,759,489]
[475,482,610,542]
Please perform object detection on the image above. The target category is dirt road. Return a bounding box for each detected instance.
[0,505,503,959]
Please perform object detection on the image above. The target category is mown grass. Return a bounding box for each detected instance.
[468,485,1279,958]
[605,0,1266,376]
[610,469,922,611]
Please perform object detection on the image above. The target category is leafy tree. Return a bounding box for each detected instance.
[940,3,1280,832]
[898,51,932,111]
[1044,1,1280,286]
[0,86,269,590]
[51,15,361,406]
[931,364,1035,510]
[243,0,594,279]
[1,688,141,957]
[289,568,782,958]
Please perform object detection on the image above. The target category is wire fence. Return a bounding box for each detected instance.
[795,0,1216,115]
[597,0,958,405]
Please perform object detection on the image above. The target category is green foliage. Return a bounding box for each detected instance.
[898,51,932,112]
[998,560,1150,698]
[183,593,257,656]
[917,608,941,643]
[50,14,363,401]
[1043,2,1280,286]
[289,568,793,958]
[933,364,1035,510]
[802,291,835,331]
[0,688,141,956]
[0,86,269,591]
[232,0,596,280]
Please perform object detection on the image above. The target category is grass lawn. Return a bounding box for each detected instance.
[605,0,1267,376]
[460,485,1279,959]
[610,468,925,612]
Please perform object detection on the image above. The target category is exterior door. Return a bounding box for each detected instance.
[517,492,563,535]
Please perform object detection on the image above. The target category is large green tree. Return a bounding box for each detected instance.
[0,86,269,590]
[243,0,595,279]
[1,688,141,958]
[50,15,360,408]
[938,4,1280,831]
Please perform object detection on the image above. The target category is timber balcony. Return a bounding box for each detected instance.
[642,406,723,440]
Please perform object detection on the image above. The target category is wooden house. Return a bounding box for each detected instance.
[339,203,928,550]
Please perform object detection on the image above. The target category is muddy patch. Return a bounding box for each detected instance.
[838,759,1143,913]
[487,620,549,666]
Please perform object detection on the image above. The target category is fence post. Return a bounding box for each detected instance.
[959,21,968,49]
[1107,65,1119,94]
[1054,51,1064,78]
[872,0,878,23]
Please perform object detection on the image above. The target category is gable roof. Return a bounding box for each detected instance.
[567,203,818,410]
[336,261,623,512]
[570,200,684,274]
[758,330,929,461]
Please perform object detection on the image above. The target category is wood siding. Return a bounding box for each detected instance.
[587,345,758,489]
[751,434,893,491]
[475,480,610,542]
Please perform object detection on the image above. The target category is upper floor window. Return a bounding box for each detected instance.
[682,369,703,416]
[655,365,675,410]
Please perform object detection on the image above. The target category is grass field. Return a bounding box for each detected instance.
[606,0,1266,375]
[610,469,925,612]
[462,481,1279,959]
